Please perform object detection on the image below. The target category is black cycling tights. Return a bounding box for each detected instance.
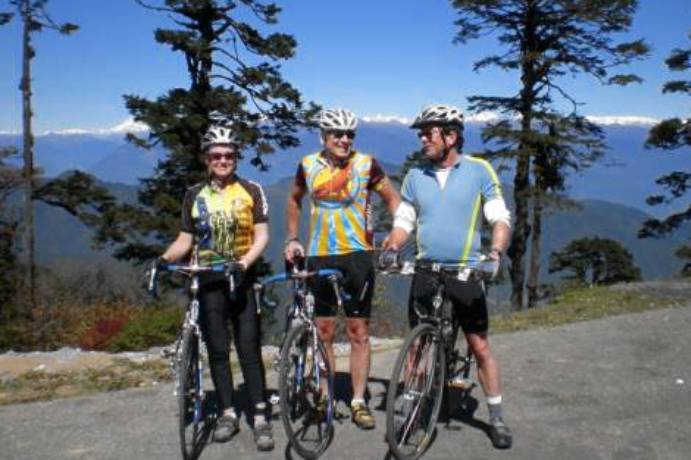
[199,279,267,416]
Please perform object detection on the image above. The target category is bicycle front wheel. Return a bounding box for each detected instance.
[278,323,334,459]
[178,328,204,460]
[386,323,445,460]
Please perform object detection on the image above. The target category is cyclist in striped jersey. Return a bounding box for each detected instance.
[284,108,400,430]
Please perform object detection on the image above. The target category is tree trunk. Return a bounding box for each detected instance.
[527,187,543,308]
[509,0,538,311]
[20,0,36,328]
[510,152,531,310]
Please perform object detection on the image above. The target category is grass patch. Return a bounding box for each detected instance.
[492,285,687,334]
[0,359,172,406]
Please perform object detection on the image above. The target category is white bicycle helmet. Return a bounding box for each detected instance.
[410,104,464,129]
[317,108,358,131]
[201,125,239,150]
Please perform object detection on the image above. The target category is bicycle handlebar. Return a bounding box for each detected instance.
[146,261,245,298]
[377,251,500,282]
[252,268,349,314]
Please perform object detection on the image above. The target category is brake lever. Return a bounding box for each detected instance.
[253,283,263,314]
[147,263,159,298]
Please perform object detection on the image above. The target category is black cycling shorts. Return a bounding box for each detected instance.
[408,270,488,334]
[306,251,375,318]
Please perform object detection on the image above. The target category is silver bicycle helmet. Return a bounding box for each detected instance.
[317,108,358,131]
[200,125,239,150]
[410,104,464,129]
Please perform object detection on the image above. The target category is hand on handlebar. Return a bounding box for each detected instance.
[377,249,400,272]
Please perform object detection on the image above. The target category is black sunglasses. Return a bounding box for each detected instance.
[416,127,442,139]
[327,130,356,139]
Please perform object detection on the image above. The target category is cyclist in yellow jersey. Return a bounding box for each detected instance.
[159,126,274,451]
[285,108,400,430]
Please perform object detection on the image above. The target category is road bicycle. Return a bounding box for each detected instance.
[253,261,346,460]
[382,255,497,460]
[147,248,244,460]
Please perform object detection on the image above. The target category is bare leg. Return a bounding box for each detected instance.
[465,331,501,397]
[346,317,371,400]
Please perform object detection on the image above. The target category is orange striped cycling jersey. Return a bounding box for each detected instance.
[181,177,268,265]
[295,151,387,256]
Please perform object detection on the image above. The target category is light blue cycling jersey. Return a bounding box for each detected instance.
[400,155,504,264]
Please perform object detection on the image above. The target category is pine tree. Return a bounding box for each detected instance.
[7,0,78,327]
[639,35,690,240]
[94,0,317,262]
[451,0,648,309]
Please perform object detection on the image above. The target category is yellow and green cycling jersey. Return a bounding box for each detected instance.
[181,176,268,265]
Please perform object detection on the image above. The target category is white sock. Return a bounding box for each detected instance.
[223,408,237,418]
[254,402,267,426]
[351,398,366,407]
[487,395,502,405]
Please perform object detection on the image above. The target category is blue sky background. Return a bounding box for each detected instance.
[1,0,689,132]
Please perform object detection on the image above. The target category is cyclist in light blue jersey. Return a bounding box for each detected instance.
[384,104,513,449]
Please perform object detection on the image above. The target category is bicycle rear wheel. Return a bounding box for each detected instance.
[178,328,204,460]
[386,323,445,460]
[278,323,334,459]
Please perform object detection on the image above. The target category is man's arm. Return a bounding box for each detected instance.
[489,221,510,261]
[284,182,307,261]
[383,199,415,250]
[376,180,401,215]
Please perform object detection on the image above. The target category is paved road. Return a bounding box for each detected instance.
[2,305,690,460]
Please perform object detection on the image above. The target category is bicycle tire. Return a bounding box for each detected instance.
[278,323,334,459]
[386,323,445,460]
[178,327,203,460]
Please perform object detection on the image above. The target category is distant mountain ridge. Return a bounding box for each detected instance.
[26,177,689,282]
[2,121,688,218]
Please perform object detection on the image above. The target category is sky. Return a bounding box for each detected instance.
[0,0,689,133]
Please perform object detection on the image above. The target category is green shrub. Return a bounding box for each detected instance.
[105,304,183,352]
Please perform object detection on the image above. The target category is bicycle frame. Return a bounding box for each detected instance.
[254,267,346,458]
[149,249,242,422]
